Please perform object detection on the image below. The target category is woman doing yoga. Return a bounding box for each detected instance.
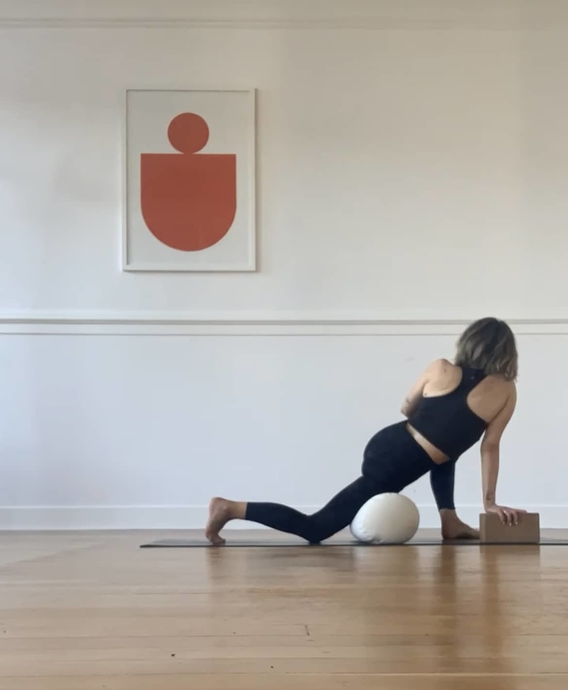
[205,317,525,545]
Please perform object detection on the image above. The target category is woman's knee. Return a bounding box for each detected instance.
[303,518,336,544]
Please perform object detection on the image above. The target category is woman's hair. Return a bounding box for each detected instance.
[455,317,518,381]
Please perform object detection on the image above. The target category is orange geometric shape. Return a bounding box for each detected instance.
[141,113,237,252]
[168,113,210,154]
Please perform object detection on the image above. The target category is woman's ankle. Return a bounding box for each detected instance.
[439,508,458,523]
[231,501,247,520]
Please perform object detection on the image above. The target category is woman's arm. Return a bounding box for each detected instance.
[480,385,525,524]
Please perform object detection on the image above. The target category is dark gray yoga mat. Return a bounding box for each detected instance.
[140,537,568,548]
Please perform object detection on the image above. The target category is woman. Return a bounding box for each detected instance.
[205,317,525,545]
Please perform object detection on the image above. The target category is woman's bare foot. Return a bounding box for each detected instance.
[440,511,480,540]
[442,521,480,540]
[205,497,233,545]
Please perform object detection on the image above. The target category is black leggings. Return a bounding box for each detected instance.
[245,422,457,543]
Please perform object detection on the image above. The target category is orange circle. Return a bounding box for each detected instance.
[168,113,209,154]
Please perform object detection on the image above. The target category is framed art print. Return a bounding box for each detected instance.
[123,88,256,272]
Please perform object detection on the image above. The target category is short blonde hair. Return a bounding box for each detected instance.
[455,318,518,381]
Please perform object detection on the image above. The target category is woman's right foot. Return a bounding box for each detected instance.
[440,510,479,540]
[205,497,233,545]
[441,518,480,540]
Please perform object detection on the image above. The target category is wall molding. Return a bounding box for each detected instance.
[0,0,566,30]
[1,312,568,336]
[1,504,566,530]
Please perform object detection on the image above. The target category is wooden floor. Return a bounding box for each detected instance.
[1,530,568,689]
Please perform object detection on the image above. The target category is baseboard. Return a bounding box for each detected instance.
[1,505,566,531]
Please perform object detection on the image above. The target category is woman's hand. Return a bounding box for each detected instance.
[485,504,527,526]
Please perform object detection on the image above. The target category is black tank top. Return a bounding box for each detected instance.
[408,367,489,460]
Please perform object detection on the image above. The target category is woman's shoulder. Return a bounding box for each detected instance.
[421,359,461,385]
[426,358,457,374]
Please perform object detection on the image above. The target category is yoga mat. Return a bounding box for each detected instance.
[140,536,568,548]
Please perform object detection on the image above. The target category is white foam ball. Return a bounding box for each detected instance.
[350,493,420,544]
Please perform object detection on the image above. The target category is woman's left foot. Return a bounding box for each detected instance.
[205,497,232,545]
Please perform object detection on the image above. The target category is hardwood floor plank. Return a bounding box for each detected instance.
[1,632,567,652]
[3,656,568,675]
[2,673,567,690]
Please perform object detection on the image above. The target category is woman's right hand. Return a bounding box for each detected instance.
[485,504,527,526]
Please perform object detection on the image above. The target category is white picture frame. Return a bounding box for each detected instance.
[122,88,256,272]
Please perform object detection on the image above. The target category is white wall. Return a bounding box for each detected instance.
[1,0,567,529]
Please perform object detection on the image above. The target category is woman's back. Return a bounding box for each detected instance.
[423,359,514,423]
[406,358,516,463]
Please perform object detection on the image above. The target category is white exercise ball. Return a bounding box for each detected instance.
[350,493,420,544]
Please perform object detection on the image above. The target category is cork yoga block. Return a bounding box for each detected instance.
[480,512,540,544]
